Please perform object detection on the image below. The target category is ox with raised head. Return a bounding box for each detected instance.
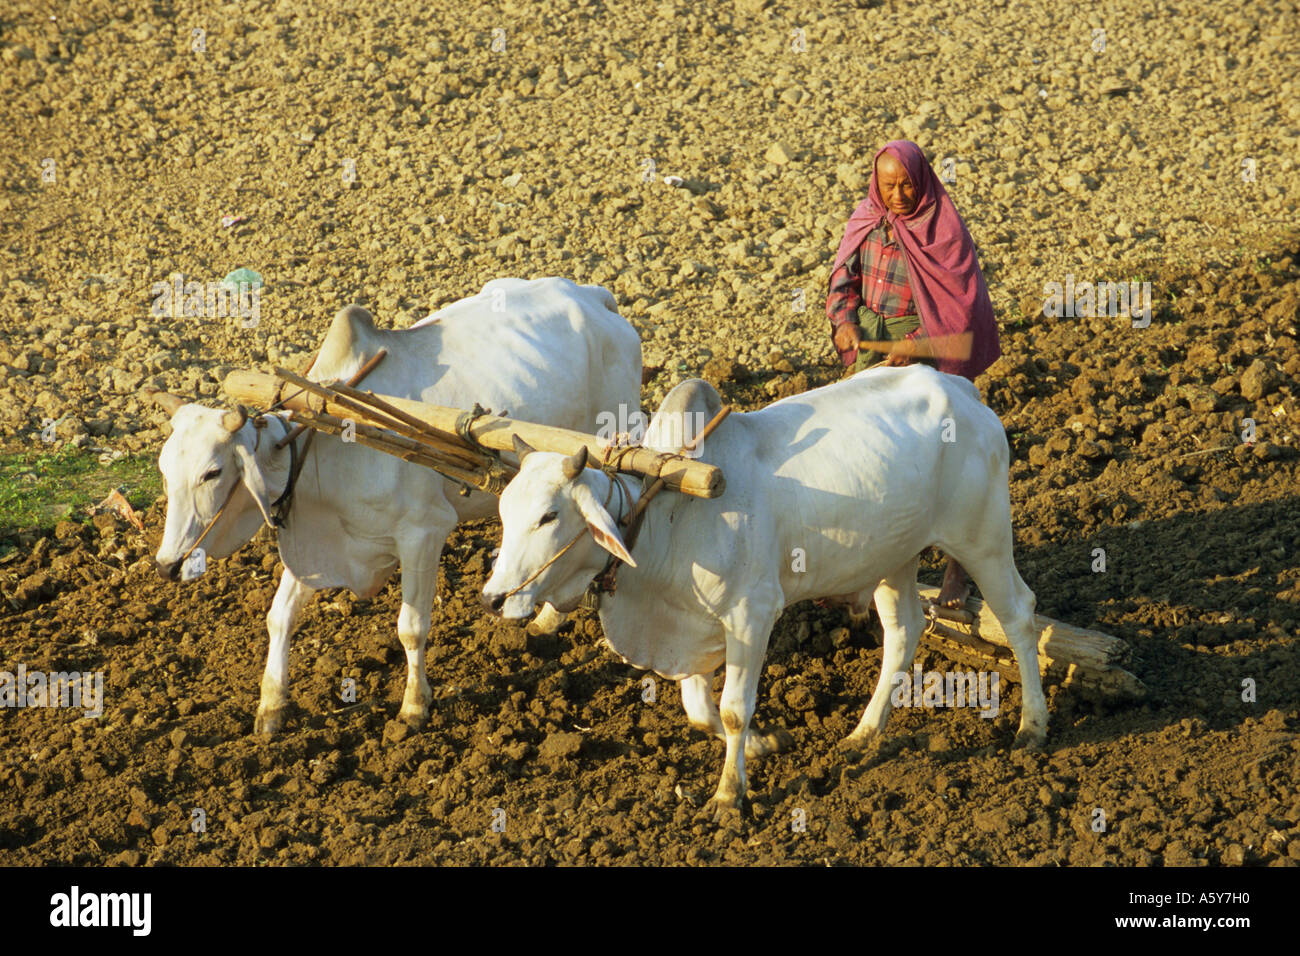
[150,277,641,734]
[482,366,1047,818]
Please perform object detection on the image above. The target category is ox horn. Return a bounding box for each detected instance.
[561,445,588,480]
[222,405,248,433]
[142,387,186,418]
[512,433,537,463]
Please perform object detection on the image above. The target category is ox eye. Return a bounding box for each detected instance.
[537,511,557,528]
[201,467,222,483]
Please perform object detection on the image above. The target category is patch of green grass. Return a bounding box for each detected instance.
[0,447,161,549]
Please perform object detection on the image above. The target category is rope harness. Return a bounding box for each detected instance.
[263,414,312,527]
[454,402,514,496]
[178,475,239,570]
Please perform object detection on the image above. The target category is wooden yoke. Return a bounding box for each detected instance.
[223,368,726,499]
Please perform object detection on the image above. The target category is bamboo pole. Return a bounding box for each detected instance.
[288,407,507,492]
[280,372,488,471]
[275,349,387,451]
[223,368,726,499]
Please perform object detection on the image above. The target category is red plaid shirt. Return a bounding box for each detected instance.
[827,223,919,333]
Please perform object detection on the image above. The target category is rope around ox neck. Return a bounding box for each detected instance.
[178,478,239,569]
[502,526,589,598]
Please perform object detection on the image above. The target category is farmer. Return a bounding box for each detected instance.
[826,139,1001,608]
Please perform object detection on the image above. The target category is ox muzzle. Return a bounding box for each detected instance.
[156,557,182,582]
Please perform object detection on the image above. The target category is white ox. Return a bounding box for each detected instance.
[482,367,1048,818]
[150,277,641,734]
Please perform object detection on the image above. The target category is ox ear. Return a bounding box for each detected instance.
[231,435,278,528]
[572,483,636,568]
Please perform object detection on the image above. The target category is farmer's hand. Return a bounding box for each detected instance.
[833,322,862,355]
[885,341,914,367]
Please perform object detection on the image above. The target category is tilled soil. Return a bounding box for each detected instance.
[3,246,1299,865]
[2,0,1300,865]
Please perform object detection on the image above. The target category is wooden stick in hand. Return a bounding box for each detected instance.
[851,331,973,362]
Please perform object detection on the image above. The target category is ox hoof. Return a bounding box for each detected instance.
[526,618,559,637]
[1013,727,1047,751]
[398,705,430,730]
[254,707,287,736]
[840,728,879,750]
[745,726,794,760]
[527,605,566,637]
[839,730,884,762]
[704,795,746,826]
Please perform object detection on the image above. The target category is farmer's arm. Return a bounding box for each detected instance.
[827,250,864,363]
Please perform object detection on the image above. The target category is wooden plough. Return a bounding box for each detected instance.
[918,587,1146,701]
[222,364,1142,703]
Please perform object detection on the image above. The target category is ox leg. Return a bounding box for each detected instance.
[681,673,723,736]
[396,560,437,729]
[847,590,879,646]
[846,558,924,747]
[706,601,778,821]
[681,673,794,762]
[256,567,316,735]
[527,602,567,637]
[947,550,1048,749]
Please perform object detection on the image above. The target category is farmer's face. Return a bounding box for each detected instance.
[876,152,916,215]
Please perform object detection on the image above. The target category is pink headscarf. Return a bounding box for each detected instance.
[832,140,1000,380]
